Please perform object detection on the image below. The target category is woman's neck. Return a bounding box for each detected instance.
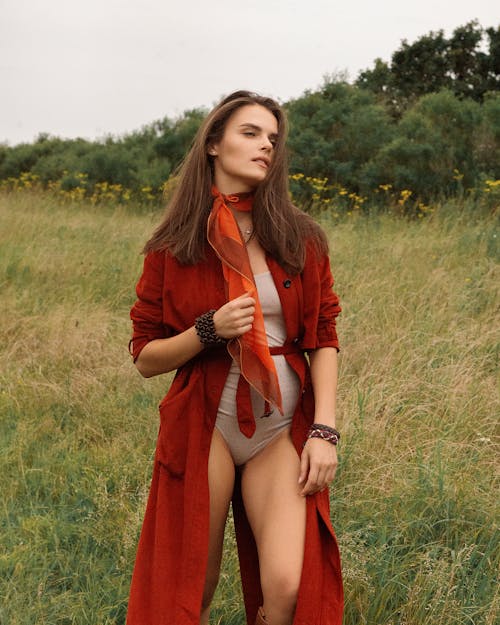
[213,178,256,196]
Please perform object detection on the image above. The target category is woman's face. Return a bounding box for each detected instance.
[209,104,279,194]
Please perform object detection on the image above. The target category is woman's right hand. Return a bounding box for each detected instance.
[213,292,255,339]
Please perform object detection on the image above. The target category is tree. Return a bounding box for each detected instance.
[447,21,489,99]
[484,25,500,92]
[392,30,450,99]
[153,108,206,172]
[370,90,482,199]
[286,79,394,193]
[473,92,500,178]
[357,21,500,114]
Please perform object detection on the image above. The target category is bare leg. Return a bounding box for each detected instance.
[241,430,306,625]
[200,427,235,625]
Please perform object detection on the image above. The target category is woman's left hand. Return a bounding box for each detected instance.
[298,438,338,497]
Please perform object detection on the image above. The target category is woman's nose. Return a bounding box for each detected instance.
[261,136,273,151]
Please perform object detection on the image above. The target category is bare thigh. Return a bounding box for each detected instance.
[201,427,235,616]
[240,430,306,605]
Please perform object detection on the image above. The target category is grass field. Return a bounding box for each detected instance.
[0,192,498,625]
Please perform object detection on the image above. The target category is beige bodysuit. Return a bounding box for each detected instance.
[215,271,301,465]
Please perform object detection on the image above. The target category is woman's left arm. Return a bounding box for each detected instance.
[298,346,339,496]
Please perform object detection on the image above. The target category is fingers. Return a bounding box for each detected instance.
[299,439,338,497]
[232,291,256,307]
[298,449,309,486]
[213,292,256,339]
[300,468,323,497]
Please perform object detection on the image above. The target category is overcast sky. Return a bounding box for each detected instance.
[1,0,498,145]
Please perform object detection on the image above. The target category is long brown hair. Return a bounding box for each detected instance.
[144,90,327,274]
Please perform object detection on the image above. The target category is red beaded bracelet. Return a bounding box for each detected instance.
[306,423,340,446]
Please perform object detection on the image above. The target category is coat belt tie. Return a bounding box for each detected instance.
[236,342,303,438]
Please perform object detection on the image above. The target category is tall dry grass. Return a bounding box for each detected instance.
[0,192,498,625]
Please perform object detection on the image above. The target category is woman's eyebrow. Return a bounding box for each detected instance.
[239,123,278,139]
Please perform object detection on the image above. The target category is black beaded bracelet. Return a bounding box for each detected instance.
[195,309,227,346]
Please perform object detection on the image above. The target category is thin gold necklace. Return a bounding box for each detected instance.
[236,219,253,244]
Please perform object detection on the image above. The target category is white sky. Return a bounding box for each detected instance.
[1,0,498,145]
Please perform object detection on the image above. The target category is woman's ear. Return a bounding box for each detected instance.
[207,145,217,157]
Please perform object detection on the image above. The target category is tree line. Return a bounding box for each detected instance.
[1,21,498,207]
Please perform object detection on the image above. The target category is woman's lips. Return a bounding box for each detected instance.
[253,157,269,169]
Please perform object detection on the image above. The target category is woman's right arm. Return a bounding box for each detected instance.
[134,292,256,378]
[134,327,204,377]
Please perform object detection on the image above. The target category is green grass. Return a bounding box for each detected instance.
[0,192,498,625]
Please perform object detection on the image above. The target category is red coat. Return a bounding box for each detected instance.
[126,243,343,625]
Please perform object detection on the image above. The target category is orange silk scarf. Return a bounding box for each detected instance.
[207,186,283,437]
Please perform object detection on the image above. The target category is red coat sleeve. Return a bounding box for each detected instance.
[129,251,174,361]
[301,244,342,352]
[316,252,342,350]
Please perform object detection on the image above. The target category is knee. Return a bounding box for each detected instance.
[262,569,300,612]
[201,571,220,611]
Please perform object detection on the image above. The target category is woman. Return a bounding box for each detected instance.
[127,91,343,625]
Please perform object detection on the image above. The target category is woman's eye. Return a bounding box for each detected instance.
[243,131,256,137]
